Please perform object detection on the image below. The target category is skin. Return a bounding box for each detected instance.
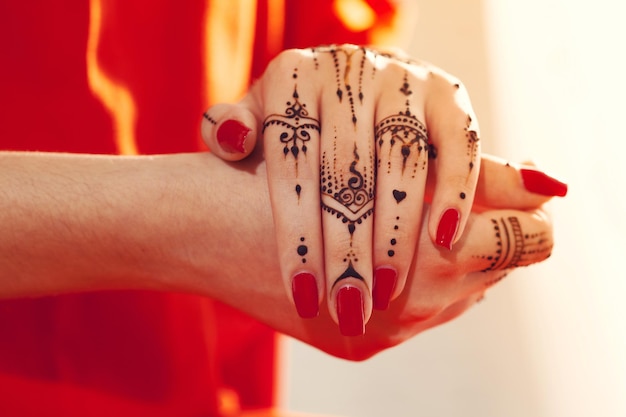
[202,46,552,336]
[0,150,553,360]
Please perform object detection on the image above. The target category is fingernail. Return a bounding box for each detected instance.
[292,272,319,318]
[520,168,568,197]
[436,208,460,250]
[337,286,364,337]
[373,267,397,310]
[217,119,250,153]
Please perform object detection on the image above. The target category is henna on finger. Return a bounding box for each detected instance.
[320,131,375,288]
[261,66,323,318]
[475,216,553,272]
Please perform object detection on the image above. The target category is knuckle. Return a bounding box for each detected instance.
[265,48,307,76]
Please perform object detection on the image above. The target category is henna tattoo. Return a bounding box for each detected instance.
[387,215,401,258]
[297,236,308,264]
[476,217,553,272]
[393,189,407,203]
[203,112,217,125]
[262,70,322,267]
[321,143,374,236]
[330,46,361,125]
[321,129,374,286]
[312,45,372,126]
[262,72,321,173]
[465,114,479,173]
[375,72,432,178]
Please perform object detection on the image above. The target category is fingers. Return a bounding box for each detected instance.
[201,97,259,161]
[260,50,325,319]
[458,206,554,276]
[424,154,569,211]
[425,75,481,250]
[372,65,430,310]
[317,46,377,336]
[473,155,568,209]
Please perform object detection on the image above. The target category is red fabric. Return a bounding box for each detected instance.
[0,0,397,415]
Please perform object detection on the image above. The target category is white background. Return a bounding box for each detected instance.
[282,1,626,416]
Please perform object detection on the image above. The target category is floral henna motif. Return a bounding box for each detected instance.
[262,72,321,172]
[375,71,432,178]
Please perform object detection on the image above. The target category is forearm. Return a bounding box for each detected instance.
[0,151,303,339]
[0,152,273,295]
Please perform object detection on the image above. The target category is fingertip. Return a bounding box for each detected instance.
[292,272,320,319]
[216,119,252,156]
[201,104,258,161]
[336,285,366,337]
[373,266,398,310]
[519,167,569,197]
[434,207,461,250]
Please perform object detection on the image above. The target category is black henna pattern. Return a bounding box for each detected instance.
[262,74,321,174]
[321,143,374,236]
[262,69,321,265]
[476,217,553,272]
[465,114,480,173]
[297,236,308,264]
[203,112,217,125]
[375,71,432,177]
[321,129,374,287]
[313,45,373,126]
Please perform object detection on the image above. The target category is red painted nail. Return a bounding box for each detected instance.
[520,168,568,197]
[292,273,319,318]
[436,208,460,250]
[373,267,397,310]
[337,286,364,337]
[217,119,250,153]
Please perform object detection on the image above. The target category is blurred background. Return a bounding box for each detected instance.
[280,0,626,416]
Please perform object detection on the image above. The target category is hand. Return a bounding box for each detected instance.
[180,152,563,359]
[202,45,486,336]
[0,150,565,360]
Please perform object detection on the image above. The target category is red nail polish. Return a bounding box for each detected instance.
[520,168,568,197]
[436,208,460,250]
[217,119,250,153]
[373,267,397,310]
[292,272,319,318]
[337,286,364,337]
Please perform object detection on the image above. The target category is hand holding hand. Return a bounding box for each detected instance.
[201,45,565,337]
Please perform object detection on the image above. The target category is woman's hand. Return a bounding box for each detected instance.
[174,152,564,359]
[202,45,487,336]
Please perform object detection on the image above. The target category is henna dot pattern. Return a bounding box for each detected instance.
[320,130,374,287]
[315,45,368,126]
[203,112,217,125]
[297,237,308,264]
[465,114,480,173]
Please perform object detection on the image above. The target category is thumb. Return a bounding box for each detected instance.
[201,100,258,161]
